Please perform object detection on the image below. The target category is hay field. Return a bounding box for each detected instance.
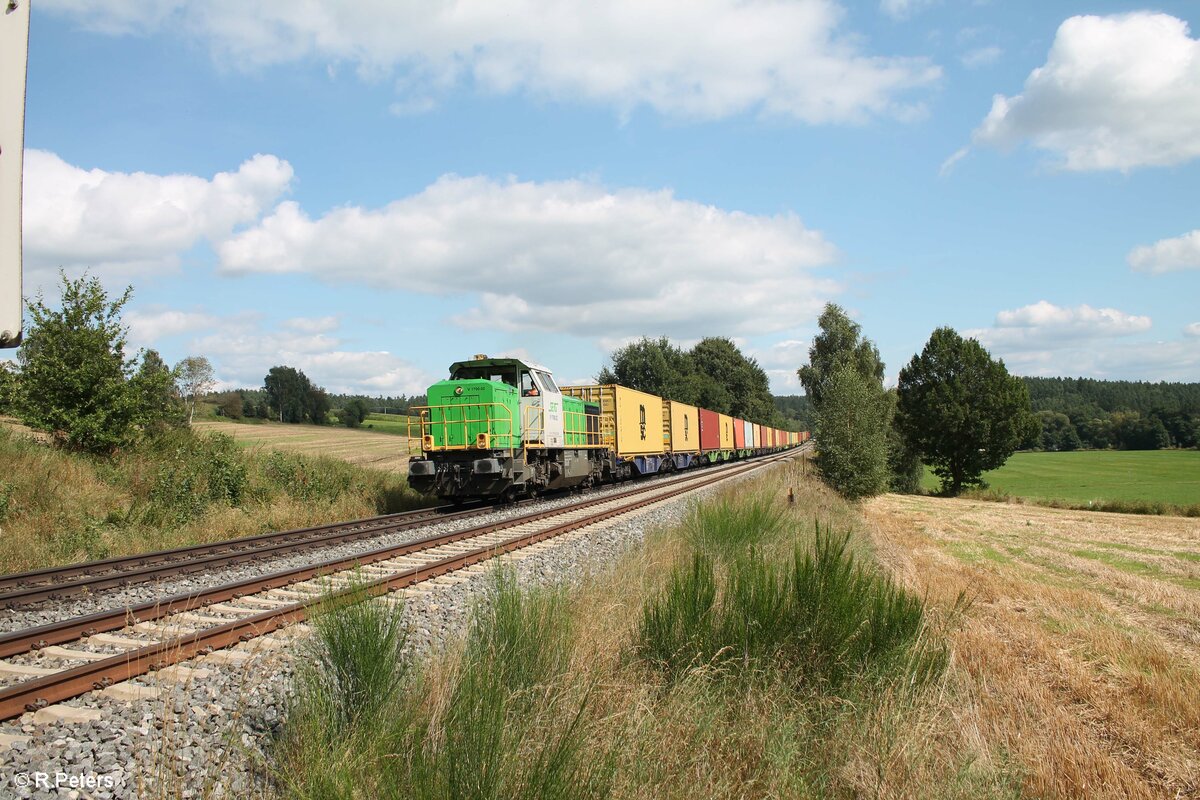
[866,493,1200,799]
[193,420,414,474]
[921,450,1200,508]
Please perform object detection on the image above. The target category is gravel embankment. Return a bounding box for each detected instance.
[0,466,743,634]
[0,465,773,800]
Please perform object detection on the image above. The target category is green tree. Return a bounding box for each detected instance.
[1035,411,1080,452]
[308,385,331,425]
[16,273,140,453]
[813,365,891,499]
[799,303,891,499]
[896,327,1037,495]
[691,336,776,421]
[216,392,244,420]
[341,398,370,428]
[0,361,17,413]
[131,349,185,431]
[598,335,779,424]
[265,366,309,423]
[597,337,697,403]
[176,355,215,424]
[797,304,884,409]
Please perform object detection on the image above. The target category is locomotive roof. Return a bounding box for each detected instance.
[447,356,553,376]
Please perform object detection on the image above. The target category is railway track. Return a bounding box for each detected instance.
[0,452,794,721]
[0,501,506,608]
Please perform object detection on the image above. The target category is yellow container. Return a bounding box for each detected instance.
[561,384,665,457]
[665,400,699,453]
[718,413,735,450]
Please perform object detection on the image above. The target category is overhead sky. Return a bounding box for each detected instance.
[13,0,1200,395]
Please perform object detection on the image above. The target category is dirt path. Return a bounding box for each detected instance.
[865,494,1200,799]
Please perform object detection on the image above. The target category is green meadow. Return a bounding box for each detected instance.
[362,413,420,435]
[921,450,1200,507]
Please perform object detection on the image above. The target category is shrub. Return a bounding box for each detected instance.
[638,524,945,689]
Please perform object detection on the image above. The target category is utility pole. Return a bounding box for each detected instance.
[1,0,32,348]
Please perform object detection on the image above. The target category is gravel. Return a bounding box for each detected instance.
[0,465,742,635]
[0,462,773,799]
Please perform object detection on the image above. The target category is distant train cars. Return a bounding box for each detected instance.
[406,355,808,501]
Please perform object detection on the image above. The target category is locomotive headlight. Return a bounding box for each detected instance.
[455,386,463,395]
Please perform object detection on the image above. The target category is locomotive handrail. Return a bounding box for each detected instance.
[408,402,517,459]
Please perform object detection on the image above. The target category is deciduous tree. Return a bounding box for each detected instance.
[17,273,138,452]
[813,364,891,499]
[799,303,892,499]
[176,355,215,425]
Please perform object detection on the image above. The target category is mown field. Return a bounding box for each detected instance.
[921,449,1200,507]
[194,419,414,474]
[866,494,1200,798]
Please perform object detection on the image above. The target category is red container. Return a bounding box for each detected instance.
[757,426,765,448]
[733,418,745,449]
[698,409,721,451]
[770,428,778,447]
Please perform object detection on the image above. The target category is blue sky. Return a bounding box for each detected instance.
[12,0,1200,395]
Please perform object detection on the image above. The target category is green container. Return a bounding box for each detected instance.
[425,379,519,449]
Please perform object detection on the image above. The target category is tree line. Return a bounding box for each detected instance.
[1022,377,1199,451]
[597,336,790,427]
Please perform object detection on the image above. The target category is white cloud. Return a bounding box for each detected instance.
[41,0,940,124]
[993,301,1150,333]
[218,174,842,341]
[939,146,969,176]
[1185,323,1200,338]
[880,0,937,21]
[23,150,293,278]
[125,308,220,348]
[182,314,434,395]
[960,45,1002,69]
[1127,229,1200,274]
[282,316,340,334]
[971,12,1200,171]
[118,307,433,394]
[962,300,1200,381]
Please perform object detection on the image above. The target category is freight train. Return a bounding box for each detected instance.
[406,355,808,501]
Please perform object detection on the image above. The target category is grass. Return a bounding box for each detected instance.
[920,449,1200,510]
[274,461,1012,800]
[866,492,1200,798]
[361,413,420,435]
[0,421,431,574]
[274,571,609,800]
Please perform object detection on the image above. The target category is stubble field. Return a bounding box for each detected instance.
[866,493,1200,798]
[193,419,414,473]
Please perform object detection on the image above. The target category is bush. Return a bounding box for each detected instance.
[638,524,945,689]
[141,430,248,524]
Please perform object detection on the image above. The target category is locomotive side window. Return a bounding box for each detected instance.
[521,371,538,397]
[534,370,559,393]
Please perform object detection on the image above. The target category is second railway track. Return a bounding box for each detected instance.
[0,452,795,720]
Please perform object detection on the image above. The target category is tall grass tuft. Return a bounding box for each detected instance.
[274,568,611,800]
[682,493,784,561]
[638,523,945,689]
